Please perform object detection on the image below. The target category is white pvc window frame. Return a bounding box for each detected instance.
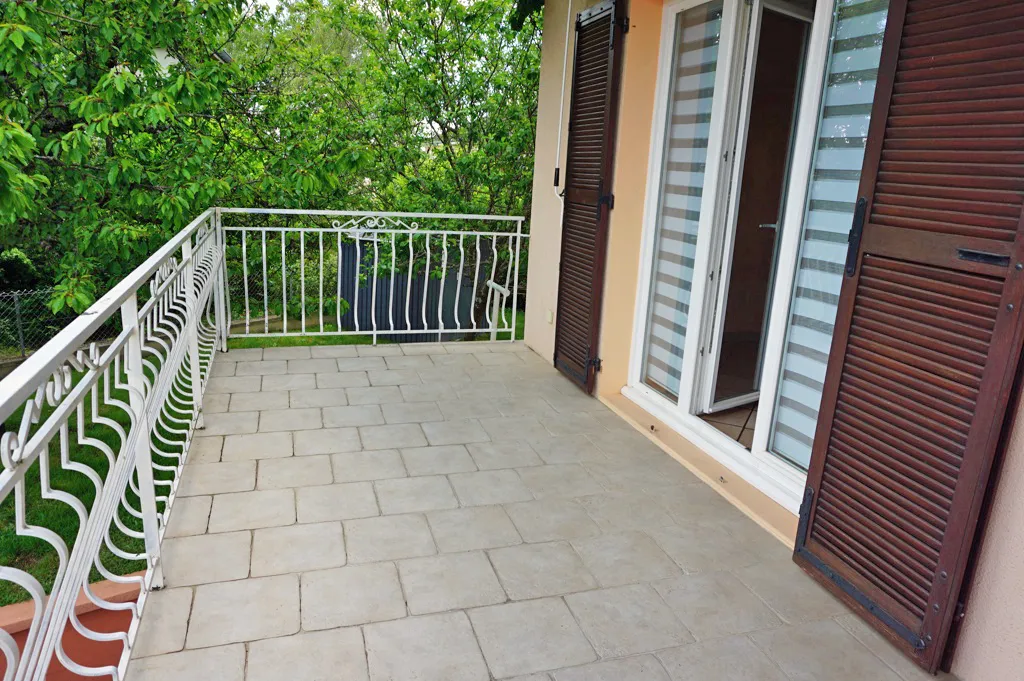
[626,0,840,514]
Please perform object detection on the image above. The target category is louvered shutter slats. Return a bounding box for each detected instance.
[796,0,1024,672]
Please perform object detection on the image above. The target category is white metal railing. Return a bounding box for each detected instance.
[0,209,225,680]
[219,209,528,343]
[0,207,526,679]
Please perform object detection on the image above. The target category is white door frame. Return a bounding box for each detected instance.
[626,0,839,514]
[696,0,816,414]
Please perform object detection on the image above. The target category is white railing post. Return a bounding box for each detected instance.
[486,280,509,342]
[511,218,523,343]
[183,237,204,429]
[119,292,165,589]
[213,209,229,352]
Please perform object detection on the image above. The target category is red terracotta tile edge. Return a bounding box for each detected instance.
[0,572,145,636]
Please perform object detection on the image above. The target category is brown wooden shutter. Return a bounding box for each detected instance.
[794,0,1024,673]
[553,0,626,393]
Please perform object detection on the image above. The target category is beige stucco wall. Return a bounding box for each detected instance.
[950,413,1024,679]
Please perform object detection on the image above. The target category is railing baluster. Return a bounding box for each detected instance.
[371,235,379,344]
[389,233,396,332]
[119,293,164,589]
[342,229,350,333]
[262,230,269,334]
[438,234,448,332]
[281,230,288,334]
[422,234,430,331]
[300,230,306,335]
[242,228,250,335]
[354,237,361,333]
[319,231,325,333]
[454,235,464,331]
[406,236,413,332]
[183,237,204,429]
[503,235,514,331]
[511,220,523,343]
[472,235,481,330]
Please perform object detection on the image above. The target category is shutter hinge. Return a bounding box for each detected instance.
[953,600,966,626]
[845,197,868,277]
[553,167,560,187]
[620,17,630,33]
[588,356,603,372]
[600,193,615,209]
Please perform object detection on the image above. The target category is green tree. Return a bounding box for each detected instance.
[1,0,540,311]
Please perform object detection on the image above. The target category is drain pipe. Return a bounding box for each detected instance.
[553,0,574,205]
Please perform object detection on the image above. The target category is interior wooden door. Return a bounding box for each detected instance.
[794,0,1024,672]
[553,0,626,393]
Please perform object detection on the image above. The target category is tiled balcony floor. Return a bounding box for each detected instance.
[127,341,935,681]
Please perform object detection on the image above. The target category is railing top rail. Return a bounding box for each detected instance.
[0,208,214,423]
[218,208,526,222]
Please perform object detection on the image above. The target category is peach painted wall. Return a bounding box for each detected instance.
[523,0,661,370]
[950,409,1024,680]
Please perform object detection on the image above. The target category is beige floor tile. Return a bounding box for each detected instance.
[207,488,295,533]
[228,390,289,412]
[398,551,506,614]
[348,385,405,405]
[646,523,762,574]
[177,461,255,497]
[164,495,212,538]
[575,493,674,532]
[235,360,287,376]
[258,455,333,489]
[426,506,522,553]
[400,445,476,476]
[162,532,251,587]
[360,423,428,450]
[323,404,385,427]
[127,645,245,681]
[750,620,902,681]
[654,571,782,640]
[382,401,444,424]
[206,376,262,395]
[528,435,606,464]
[365,611,490,681]
[221,431,293,461]
[332,449,407,482]
[553,656,670,681]
[293,426,361,455]
[734,559,846,624]
[289,358,343,374]
[251,521,346,576]
[517,464,604,499]
[132,588,193,658]
[187,436,222,464]
[565,584,693,657]
[186,575,299,648]
[572,531,682,587]
[247,629,369,681]
[488,541,596,600]
[263,373,316,391]
[317,370,370,388]
[449,469,533,506]
[469,598,596,678]
[301,563,406,629]
[311,344,359,358]
[375,475,458,514]
[194,411,259,437]
[289,387,349,408]
[467,440,543,470]
[421,419,491,446]
[345,513,436,563]
[258,407,322,432]
[657,636,789,681]
[504,499,601,543]
[297,482,378,522]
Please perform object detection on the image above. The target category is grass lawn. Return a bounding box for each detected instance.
[0,366,189,607]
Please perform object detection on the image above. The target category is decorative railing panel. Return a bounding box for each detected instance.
[219,209,528,342]
[0,207,525,679]
[0,210,224,680]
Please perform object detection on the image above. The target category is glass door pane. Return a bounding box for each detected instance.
[641,1,725,401]
[768,0,890,469]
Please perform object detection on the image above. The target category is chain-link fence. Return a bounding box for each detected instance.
[0,289,71,360]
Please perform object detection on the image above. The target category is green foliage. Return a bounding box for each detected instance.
[1,0,540,310]
[0,247,39,289]
[511,0,546,30]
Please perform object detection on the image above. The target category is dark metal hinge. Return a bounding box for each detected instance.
[845,197,868,277]
[588,356,602,372]
[620,17,630,33]
[600,193,615,209]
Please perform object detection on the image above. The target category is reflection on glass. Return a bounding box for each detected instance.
[768,0,890,469]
